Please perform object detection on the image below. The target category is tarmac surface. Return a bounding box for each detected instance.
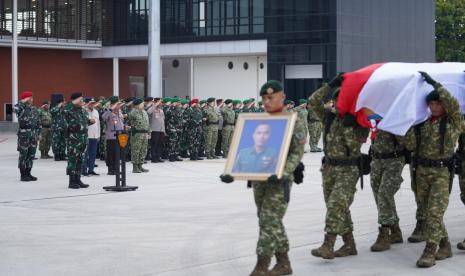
[1,133,465,276]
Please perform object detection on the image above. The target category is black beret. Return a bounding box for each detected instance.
[154,97,161,102]
[426,90,440,103]
[84,97,95,103]
[109,96,119,105]
[124,97,135,103]
[260,80,283,96]
[132,97,143,106]
[70,92,83,100]
[144,97,154,102]
[207,97,216,103]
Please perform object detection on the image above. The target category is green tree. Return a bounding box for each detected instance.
[436,0,465,62]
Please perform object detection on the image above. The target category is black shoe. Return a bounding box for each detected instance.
[190,156,197,161]
[27,168,37,181]
[68,175,80,189]
[54,156,60,161]
[107,169,116,175]
[169,157,176,162]
[151,159,160,163]
[196,157,204,161]
[157,158,164,163]
[175,157,183,161]
[77,176,89,188]
[89,171,99,176]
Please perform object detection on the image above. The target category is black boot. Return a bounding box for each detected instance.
[175,156,183,161]
[68,175,80,189]
[27,168,38,181]
[54,155,60,161]
[77,176,89,188]
[190,154,197,161]
[20,168,31,181]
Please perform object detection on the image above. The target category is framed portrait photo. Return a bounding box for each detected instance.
[224,112,297,181]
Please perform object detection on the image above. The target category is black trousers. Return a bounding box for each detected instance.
[106,139,119,171]
[215,130,223,155]
[151,131,165,161]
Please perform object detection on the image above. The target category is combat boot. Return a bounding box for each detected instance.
[408,220,425,243]
[269,252,292,276]
[132,164,142,173]
[435,237,452,260]
[311,233,336,259]
[140,165,149,173]
[416,242,437,268]
[20,168,31,181]
[68,175,80,189]
[27,168,37,181]
[457,239,465,250]
[249,255,271,276]
[390,224,403,244]
[54,155,60,161]
[196,156,204,161]
[335,232,358,257]
[370,227,390,252]
[77,176,89,188]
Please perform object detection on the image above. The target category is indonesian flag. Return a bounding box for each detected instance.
[337,62,465,135]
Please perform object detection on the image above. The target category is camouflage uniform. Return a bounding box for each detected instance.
[63,102,89,176]
[174,106,185,157]
[252,113,306,257]
[50,105,67,159]
[187,107,203,158]
[308,84,369,235]
[98,107,107,160]
[14,101,40,171]
[308,107,323,151]
[203,105,219,159]
[38,107,52,157]
[221,107,235,157]
[405,86,463,245]
[179,107,190,157]
[164,105,179,160]
[370,130,406,226]
[128,108,150,169]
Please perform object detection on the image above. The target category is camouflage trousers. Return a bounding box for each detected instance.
[51,129,67,157]
[204,125,218,158]
[166,130,180,158]
[415,166,450,244]
[99,134,106,160]
[221,126,234,156]
[131,133,148,165]
[180,128,190,154]
[66,133,87,176]
[39,128,52,154]
[370,158,405,226]
[188,126,203,157]
[308,122,322,149]
[322,165,359,235]
[253,180,292,257]
[459,160,465,200]
[17,131,38,169]
[409,164,426,222]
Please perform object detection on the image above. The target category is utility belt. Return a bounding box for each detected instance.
[324,157,360,167]
[207,121,219,125]
[415,157,454,168]
[372,150,406,160]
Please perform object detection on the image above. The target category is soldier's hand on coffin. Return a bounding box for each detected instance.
[419,71,440,88]
[328,72,345,88]
[461,193,465,205]
[220,174,234,183]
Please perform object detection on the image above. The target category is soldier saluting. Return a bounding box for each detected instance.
[15,91,41,182]
[221,80,307,276]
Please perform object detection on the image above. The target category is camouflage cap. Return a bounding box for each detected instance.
[260,80,283,96]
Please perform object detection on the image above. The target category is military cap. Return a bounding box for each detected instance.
[225,99,233,105]
[144,96,154,102]
[124,97,135,103]
[243,99,251,105]
[42,100,49,105]
[207,97,216,103]
[426,90,440,103]
[180,99,189,105]
[200,100,207,105]
[70,92,83,100]
[260,80,283,96]
[109,96,119,105]
[162,97,172,103]
[132,97,143,106]
[299,99,308,105]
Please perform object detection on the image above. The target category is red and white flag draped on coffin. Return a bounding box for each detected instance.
[336,62,465,136]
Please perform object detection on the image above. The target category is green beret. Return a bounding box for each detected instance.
[162,97,172,103]
[225,99,233,105]
[232,100,240,105]
[207,97,216,103]
[426,90,440,103]
[243,99,251,105]
[260,80,283,96]
[258,101,263,105]
[200,100,207,105]
[124,97,135,103]
[109,96,119,105]
[171,98,180,103]
[299,99,307,105]
[180,99,189,105]
[249,98,255,102]
[285,100,294,105]
[132,97,143,106]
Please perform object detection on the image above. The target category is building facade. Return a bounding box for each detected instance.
[0,0,435,121]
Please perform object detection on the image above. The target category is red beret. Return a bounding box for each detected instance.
[191,99,199,104]
[20,91,33,100]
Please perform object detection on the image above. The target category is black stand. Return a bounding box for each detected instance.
[103,130,138,192]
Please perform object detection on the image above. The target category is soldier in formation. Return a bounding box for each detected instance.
[38,100,52,159]
[128,98,150,173]
[50,96,67,161]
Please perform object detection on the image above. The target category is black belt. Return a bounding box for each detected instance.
[207,122,219,125]
[326,157,360,167]
[132,130,148,134]
[416,157,453,168]
[372,150,405,160]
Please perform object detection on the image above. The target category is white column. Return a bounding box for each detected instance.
[12,0,18,122]
[113,57,119,96]
[148,0,161,97]
[190,57,194,99]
